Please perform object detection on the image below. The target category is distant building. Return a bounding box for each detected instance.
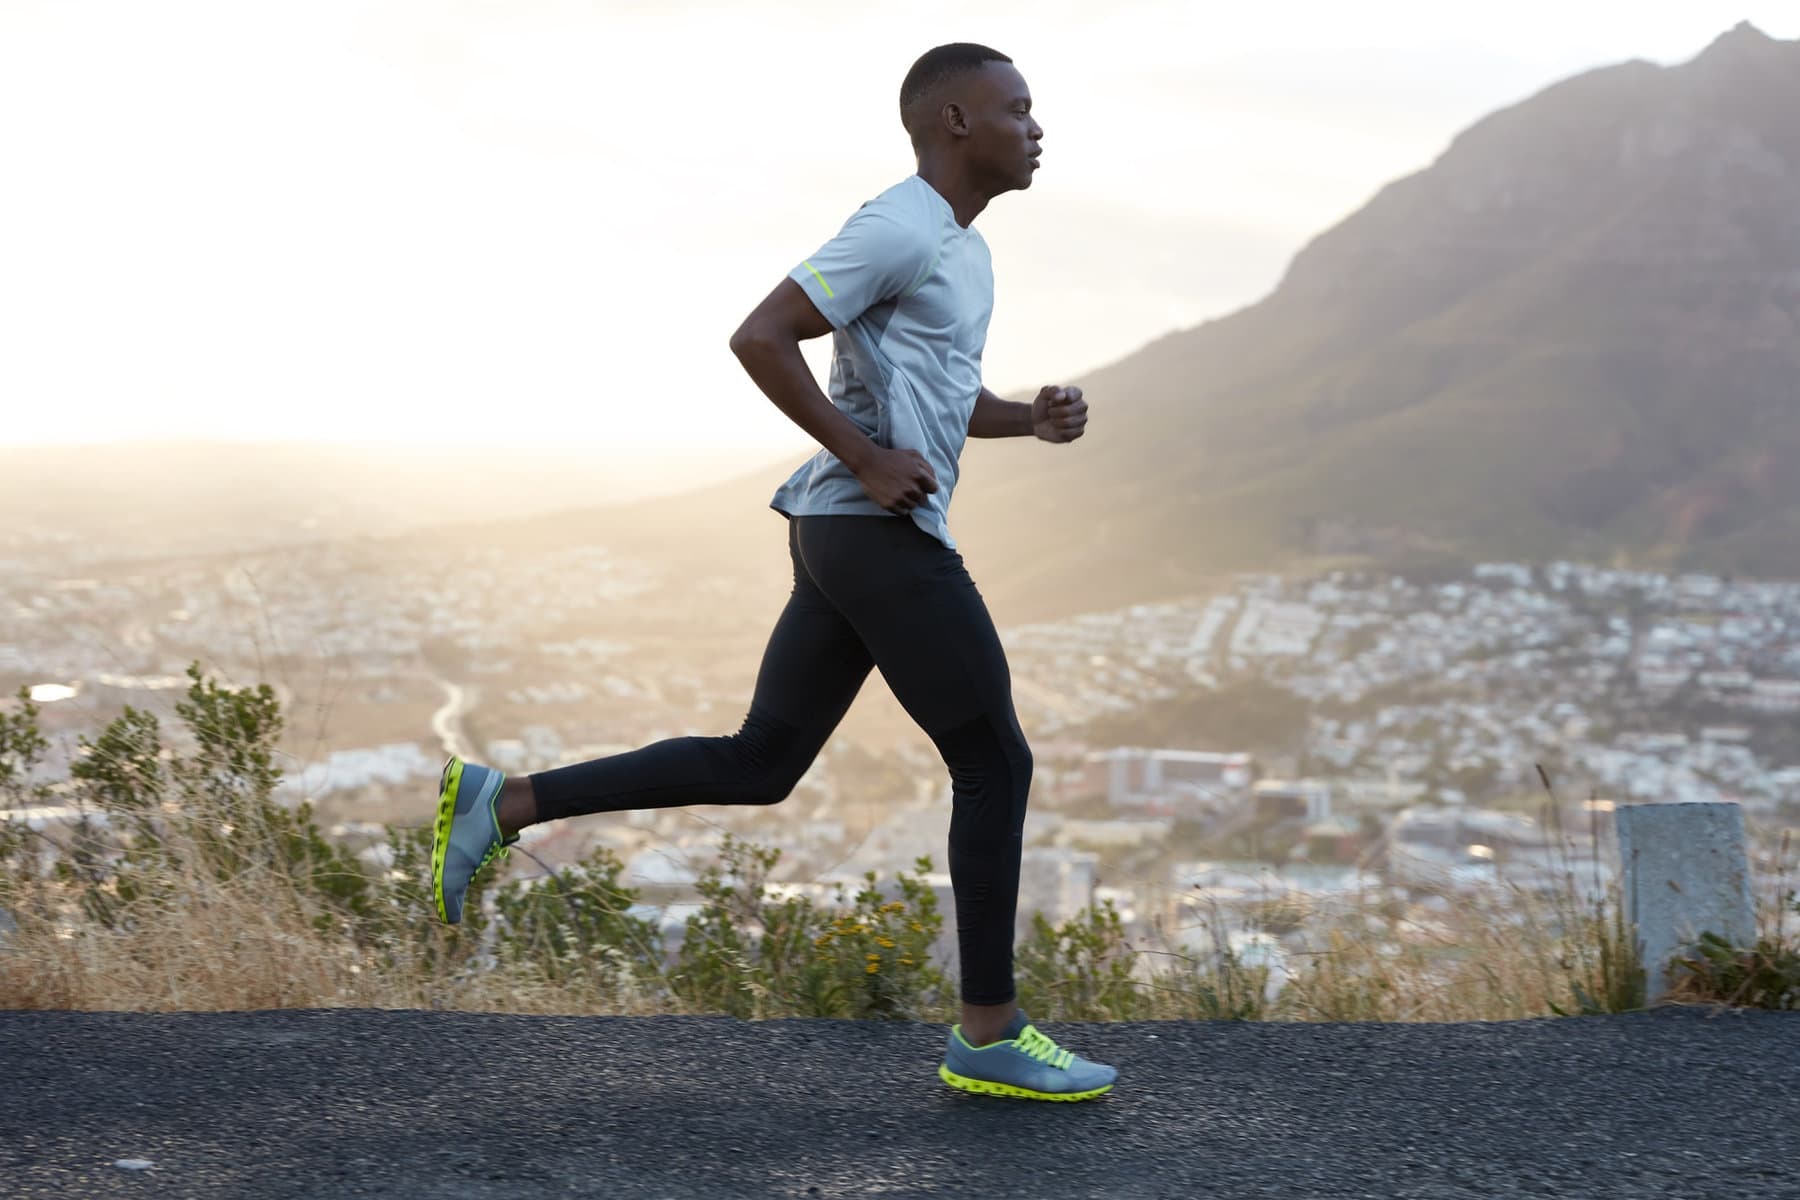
[1252,779,1332,824]
[277,742,440,798]
[1698,669,1753,693]
[1634,661,1691,695]
[1386,805,1553,891]
[1749,678,1800,713]
[1018,848,1099,929]
[1082,747,1255,818]
[1230,600,1325,657]
[1390,804,1543,854]
[1335,775,1429,810]
[1674,573,1723,602]
[1054,817,1174,849]
[1474,562,1533,589]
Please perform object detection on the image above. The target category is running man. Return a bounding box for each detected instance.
[431,43,1115,1102]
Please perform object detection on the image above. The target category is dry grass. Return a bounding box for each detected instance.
[0,849,669,1016]
[1282,890,1634,1021]
[0,803,1648,1022]
[6,879,368,1012]
[1104,876,1637,1026]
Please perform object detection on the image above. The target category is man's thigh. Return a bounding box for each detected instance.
[796,516,1019,739]
[746,523,877,733]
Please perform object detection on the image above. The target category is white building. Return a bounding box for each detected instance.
[1083,747,1255,817]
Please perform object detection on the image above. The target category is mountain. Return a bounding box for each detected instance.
[958,22,1800,608]
[499,24,1800,622]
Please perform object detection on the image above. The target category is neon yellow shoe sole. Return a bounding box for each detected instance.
[938,1063,1115,1102]
[430,756,511,924]
[430,757,462,922]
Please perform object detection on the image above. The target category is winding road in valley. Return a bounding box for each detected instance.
[429,677,473,761]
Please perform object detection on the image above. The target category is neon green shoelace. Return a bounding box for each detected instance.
[475,802,515,875]
[1015,1025,1075,1070]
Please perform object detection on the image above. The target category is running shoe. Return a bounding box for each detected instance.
[939,1009,1118,1101]
[431,755,516,924]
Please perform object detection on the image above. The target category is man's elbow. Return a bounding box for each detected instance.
[729,319,771,361]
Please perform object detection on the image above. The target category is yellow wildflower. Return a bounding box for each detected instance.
[875,936,896,949]
[865,961,879,974]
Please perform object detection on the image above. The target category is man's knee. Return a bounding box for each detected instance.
[721,715,823,807]
[1010,738,1034,793]
[739,763,805,807]
[944,719,1029,779]
[938,718,1032,848]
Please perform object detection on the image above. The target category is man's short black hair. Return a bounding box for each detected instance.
[899,43,1013,140]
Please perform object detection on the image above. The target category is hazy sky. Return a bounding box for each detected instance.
[3,2,1794,454]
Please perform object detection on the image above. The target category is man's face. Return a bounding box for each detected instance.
[960,62,1043,191]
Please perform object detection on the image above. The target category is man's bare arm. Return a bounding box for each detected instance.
[969,384,1089,442]
[729,278,940,514]
[729,279,878,473]
[967,386,1035,438]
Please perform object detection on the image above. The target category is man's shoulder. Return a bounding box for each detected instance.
[865,173,929,204]
[854,176,944,232]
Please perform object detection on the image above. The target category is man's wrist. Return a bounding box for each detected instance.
[839,436,878,474]
[968,388,1040,439]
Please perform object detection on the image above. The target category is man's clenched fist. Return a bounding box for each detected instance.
[853,445,939,515]
[1032,385,1088,443]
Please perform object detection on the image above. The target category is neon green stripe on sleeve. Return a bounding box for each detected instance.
[804,261,835,299]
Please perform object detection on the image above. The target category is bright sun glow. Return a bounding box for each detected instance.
[1,1,1792,451]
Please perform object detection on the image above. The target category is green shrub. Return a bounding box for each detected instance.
[1671,922,1800,1011]
[807,860,947,1020]
[1016,899,1146,1021]
[669,836,948,1020]
[48,668,379,940]
[491,846,664,994]
[0,687,53,908]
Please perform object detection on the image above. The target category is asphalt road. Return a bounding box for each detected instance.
[3,1007,1796,1198]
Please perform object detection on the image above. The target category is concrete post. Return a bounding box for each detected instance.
[1614,801,1756,1001]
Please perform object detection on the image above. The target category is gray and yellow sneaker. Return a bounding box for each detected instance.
[939,1009,1118,1101]
[430,755,516,923]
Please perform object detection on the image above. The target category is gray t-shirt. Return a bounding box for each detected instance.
[769,174,995,549]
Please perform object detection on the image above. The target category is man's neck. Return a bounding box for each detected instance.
[916,160,988,229]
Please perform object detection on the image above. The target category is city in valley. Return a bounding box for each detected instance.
[6,518,1798,981]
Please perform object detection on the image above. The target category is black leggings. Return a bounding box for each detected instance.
[529,514,1031,1005]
